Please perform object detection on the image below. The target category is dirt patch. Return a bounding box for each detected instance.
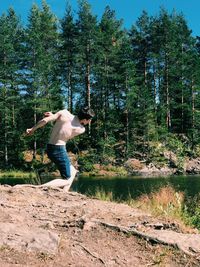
[0,185,199,266]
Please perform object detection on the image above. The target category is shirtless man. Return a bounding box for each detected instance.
[24,106,95,191]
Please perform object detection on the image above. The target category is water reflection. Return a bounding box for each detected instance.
[73,175,200,201]
[1,175,200,201]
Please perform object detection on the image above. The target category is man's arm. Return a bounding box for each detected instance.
[25,111,61,136]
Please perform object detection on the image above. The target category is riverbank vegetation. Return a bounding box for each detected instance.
[0,1,200,173]
[0,170,36,179]
[91,185,200,231]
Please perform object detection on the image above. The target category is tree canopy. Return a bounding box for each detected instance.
[0,0,200,169]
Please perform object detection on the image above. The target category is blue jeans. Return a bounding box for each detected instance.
[46,144,71,179]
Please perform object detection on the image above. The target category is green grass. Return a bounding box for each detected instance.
[0,170,36,179]
[91,185,199,231]
[93,186,114,201]
[0,170,42,185]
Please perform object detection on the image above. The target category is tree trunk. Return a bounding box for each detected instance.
[4,106,8,166]
[191,78,195,149]
[86,44,91,134]
[125,75,129,157]
[86,44,91,108]
[68,70,72,112]
[181,44,184,133]
[153,60,158,126]
[165,54,171,130]
[33,50,37,159]
[33,105,37,160]
[144,59,147,86]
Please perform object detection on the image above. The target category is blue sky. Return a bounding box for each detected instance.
[0,0,200,36]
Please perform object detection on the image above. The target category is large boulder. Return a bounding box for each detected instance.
[163,151,178,168]
[124,158,145,172]
[125,159,176,176]
[185,157,200,174]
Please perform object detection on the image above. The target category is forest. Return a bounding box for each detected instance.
[1,0,200,172]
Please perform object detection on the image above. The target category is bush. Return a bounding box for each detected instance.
[133,186,184,218]
[183,194,200,230]
[78,150,98,172]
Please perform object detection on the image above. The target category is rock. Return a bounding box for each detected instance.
[146,229,200,256]
[0,185,199,266]
[125,158,176,176]
[185,158,200,174]
[163,151,178,167]
[124,158,145,171]
[0,222,59,254]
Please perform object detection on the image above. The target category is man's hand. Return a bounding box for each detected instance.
[24,113,53,137]
[44,111,53,117]
[25,128,34,136]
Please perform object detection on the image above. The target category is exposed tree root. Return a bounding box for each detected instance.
[94,220,200,257]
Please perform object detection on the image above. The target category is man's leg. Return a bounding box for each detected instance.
[38,165,78,189]
[63,165,78,191]
[14,145,78,190]
[14,165,78,189]
[45,144,79,189]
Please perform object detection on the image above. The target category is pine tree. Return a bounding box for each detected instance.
[129,11,157,155]
[151,9,196,136]
[92,6,126,158]
[75,0,98,108]
[24,1,61,159]
[119,34,138,157]
[189,36,200,149]
[0,8,24,168]
[60,2,78,112]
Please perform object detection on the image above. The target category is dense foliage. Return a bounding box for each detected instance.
[0,0,200,169]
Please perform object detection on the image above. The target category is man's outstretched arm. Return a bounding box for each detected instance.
[25,111,61,136]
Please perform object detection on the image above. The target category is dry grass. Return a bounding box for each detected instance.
[92,186,185,219]
[129,186,185,218]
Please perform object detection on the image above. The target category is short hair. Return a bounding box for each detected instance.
[78,106,95,120]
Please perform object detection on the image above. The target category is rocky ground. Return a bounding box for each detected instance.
[0,185,200,266]
[81,157,200,178]
[123,157,200,177]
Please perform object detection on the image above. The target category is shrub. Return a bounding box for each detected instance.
[133,186,184,218]
[183,194,200,230]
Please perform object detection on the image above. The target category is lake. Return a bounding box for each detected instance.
[1,174,199,201]
[72,175,200,201]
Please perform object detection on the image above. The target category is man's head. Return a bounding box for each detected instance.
[78,106,95,125]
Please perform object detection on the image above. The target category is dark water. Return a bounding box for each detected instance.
[1,175,200,201]
[72,175,200,201]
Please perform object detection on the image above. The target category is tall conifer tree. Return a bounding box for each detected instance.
[0,8,24,167]
[60,2,78,112]
[25,1,61,158]
[76,0,98,108]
